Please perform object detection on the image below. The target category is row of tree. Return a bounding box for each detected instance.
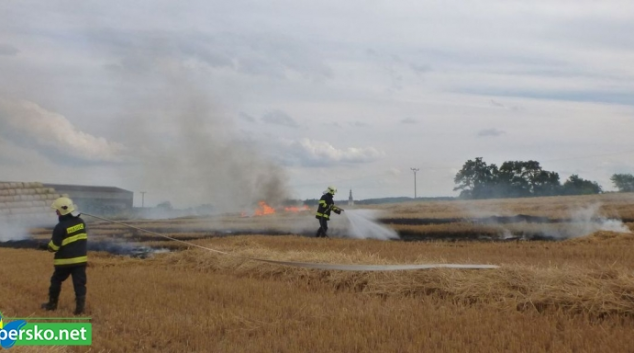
[453,157,633,199]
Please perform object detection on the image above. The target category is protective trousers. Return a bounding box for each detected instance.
[316,218,329,238]
[49,265,87,298]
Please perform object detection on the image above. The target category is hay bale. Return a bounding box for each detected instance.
[0,181,63,221]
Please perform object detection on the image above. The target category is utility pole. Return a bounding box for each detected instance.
[410,168,419,199]
[140,191,147,208]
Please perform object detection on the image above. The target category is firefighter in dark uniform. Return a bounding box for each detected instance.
[41,197,88,315]
[315,186,343,238]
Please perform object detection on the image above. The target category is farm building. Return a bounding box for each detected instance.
[43,183,134,215]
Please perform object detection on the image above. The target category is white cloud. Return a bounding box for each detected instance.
[0,98,126,163]
[283,138,385,167]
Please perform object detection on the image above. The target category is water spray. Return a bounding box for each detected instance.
[80,212,500,271]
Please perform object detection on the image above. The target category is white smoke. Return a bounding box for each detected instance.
[565,203,631,237]
[344,209,399,240]
[0,219,35,241]
[456,200,631,240]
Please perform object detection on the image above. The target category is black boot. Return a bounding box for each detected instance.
[41,292,59,311]
[74,296,86,315]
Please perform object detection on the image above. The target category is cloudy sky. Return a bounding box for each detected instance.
[1,1,633,207]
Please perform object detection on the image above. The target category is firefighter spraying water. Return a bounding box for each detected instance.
[315,186,344,238]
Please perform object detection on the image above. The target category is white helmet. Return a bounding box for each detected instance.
[326,186,337,195]
[51,197,76,216]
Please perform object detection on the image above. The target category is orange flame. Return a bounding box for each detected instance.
[254,201,276,216]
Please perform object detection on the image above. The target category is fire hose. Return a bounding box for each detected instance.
[80,213,499,271]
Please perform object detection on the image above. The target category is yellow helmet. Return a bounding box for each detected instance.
[51,197,75,216]
[326,186,337,195]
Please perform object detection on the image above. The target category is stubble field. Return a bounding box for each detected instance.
[1,193,634,352]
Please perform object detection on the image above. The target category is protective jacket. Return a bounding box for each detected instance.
[47,214,88,267]
[316,193,340,220]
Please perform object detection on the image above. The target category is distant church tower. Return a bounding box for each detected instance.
[348,189,354,206]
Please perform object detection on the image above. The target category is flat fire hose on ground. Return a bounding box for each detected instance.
[81,213,499,271]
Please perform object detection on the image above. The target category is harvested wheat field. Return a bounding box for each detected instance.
[2,193,634,352]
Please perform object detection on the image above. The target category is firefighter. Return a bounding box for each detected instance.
[41,197,88,315]
[315,186,343,238]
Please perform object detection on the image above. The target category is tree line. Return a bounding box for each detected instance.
[454,157,634,199]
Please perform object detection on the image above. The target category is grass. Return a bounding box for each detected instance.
[2,192,634,352]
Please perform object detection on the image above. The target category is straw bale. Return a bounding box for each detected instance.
[21,188,35,195]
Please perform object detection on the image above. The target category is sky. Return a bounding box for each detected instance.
[1,1,633,208]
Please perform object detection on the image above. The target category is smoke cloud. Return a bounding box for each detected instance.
[0,218,53,242]
[562,203,631,238]
[458,201,631,240]
[121,84,291,211]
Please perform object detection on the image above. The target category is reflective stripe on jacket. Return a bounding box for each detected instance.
[48,214,88,267]
[316,193,335,220]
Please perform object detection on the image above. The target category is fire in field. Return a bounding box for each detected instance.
[1,193,634,352]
